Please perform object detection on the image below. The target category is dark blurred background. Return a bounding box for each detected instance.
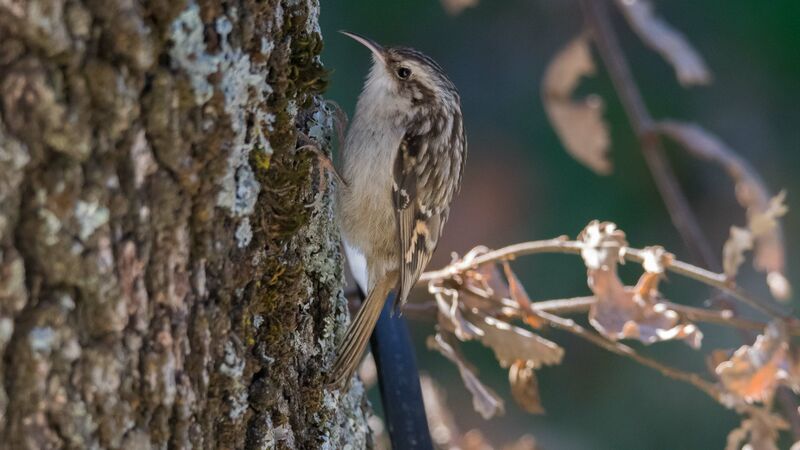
[320,1,800,448]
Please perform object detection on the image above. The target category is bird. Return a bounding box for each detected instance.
[330,31,466,388]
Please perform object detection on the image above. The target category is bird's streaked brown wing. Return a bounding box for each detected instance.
[393,130,455,312]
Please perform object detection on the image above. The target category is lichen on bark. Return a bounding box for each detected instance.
[0,0,369,448]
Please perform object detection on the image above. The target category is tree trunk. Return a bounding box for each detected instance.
[0,1,370,448]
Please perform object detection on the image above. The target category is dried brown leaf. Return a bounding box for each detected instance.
[474,262,511,300]
[749,191,788,235]
[440,0,478,15]
[766,271,791,303]
[707,349,733,378]
[432,285,483,341]
[502,261,545,328]
[725,407,787,450]
[578,220,628,271]
[509,360,544,414]
[749,192,789,298]
[422,374,539,450]
[716,321,790,403]
[419,375,460,448]
[588,268,702,348]
[723,226,754,279]
[580,223,701,348]
[580,222,701,346]
[640,245,674,274]
[657,121,790,300]
[614,0,711,86]
[427,333,505,419]
[474,314,564,368]
[542,35,611,175]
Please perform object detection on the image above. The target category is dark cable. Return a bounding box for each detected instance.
[370,292,433,449]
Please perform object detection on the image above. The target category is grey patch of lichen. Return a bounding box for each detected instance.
[235,218,253,248]
[73,200,110,241]
[295,99,371,447]
[319,382,372,450]
[220,336,249,421]
[169,3,275,218]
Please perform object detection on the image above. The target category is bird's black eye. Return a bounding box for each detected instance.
[396,67,411,79]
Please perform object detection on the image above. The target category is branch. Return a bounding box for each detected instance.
[579,2,800,432]
[418,239,787,318]
[534,309,723,400]
[458,284,800,336]
[579,0,720,271]
[535,309,770,420]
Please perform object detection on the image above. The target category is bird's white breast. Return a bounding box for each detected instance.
[337,73,408,278]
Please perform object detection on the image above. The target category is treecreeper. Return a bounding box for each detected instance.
[329,31,467,388]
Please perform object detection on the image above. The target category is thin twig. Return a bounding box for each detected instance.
[459,285,800,335]
[531,296,596,315]
[580,2,800,432]
[418,239,786,317]
[535,309,771,420]
[579,0,719,271]
[661,301,770,333]
[535,309,723,400]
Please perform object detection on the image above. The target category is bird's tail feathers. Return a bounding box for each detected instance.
[328,276,393,388]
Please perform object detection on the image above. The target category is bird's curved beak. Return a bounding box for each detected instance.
[340,31,386,64]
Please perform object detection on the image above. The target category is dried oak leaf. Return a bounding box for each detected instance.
[474,262,511,300]
[427,333,505,419]
[716,321,790,403]
[722,226,754,280]
[720,191,790,299]
[578,220,627,270]
[639,245,674,274]
[474,314,564,368]
[509,360,544,414]
[588,269,702,348]
[751,192,790,300]
[542,35,611,175]
[614,0,711,86]
[432,285,483,341]
[657,120,790,300]
[461,262,518,318]
[725,407,787,450]
[581,221,701,347]
[502,261,545,328]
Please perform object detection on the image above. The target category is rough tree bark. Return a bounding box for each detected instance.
[0,1,371,448]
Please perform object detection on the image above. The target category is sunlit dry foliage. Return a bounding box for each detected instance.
[580,222,702,348]
[542,35,611,175]
[421,375,541,450]
[725,408,787,450]
[716,321,800,404]
[418,220,794,449]
[658,121,791,300]
[430,0,795,448]
[427,333,505,419]
[509,360,544,414]
[613,0,711,86]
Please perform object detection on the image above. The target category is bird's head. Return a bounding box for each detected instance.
[341,31,459,124]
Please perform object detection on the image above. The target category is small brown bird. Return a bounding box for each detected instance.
[330,32,466,387]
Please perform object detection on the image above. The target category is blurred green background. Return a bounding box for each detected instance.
[320,1,800,448]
